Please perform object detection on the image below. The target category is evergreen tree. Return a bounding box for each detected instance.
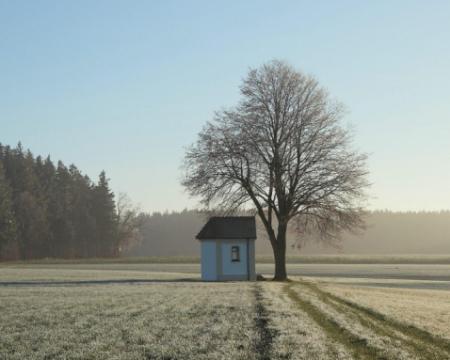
[0,162,17,259]
[8,146,48,259]
[51,161,74,257]
[68,165,96,257]
[34,156,56,256]
[92,171,118,257]
[14,191,48,259]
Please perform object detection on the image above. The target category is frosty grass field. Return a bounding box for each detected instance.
[1,261,450,359]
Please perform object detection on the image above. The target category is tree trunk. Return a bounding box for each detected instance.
[273,223,288,281]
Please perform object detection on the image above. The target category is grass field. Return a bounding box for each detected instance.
[1,263,450,359]
[4,254,450,265]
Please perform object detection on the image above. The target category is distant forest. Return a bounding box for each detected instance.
[127,210,450,256]
[0,143,130,260]
[1,143,450,261]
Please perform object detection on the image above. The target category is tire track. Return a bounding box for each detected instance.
[301,280,450,358]
[253,284,276,360]
[287,280,450,360]
[284,283,385,359]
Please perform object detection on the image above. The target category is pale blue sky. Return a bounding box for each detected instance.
[1,1,449,212]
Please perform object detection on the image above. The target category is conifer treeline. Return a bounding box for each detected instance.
[0,143,120,260]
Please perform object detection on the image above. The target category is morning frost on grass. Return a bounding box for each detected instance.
[288,281,422,360]
[0,282,257,360]
[323,283,450,341]
[258,282,351,360]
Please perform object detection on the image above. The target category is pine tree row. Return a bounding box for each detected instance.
[0,143,119,260]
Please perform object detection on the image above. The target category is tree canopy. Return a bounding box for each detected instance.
[183,60,369,280]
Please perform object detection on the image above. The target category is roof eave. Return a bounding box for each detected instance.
[197,236,257,241]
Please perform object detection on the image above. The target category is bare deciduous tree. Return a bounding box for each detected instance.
[182,60,369,280]
[116,193,143,254]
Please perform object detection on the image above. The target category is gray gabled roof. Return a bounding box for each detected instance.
[196,216,257,240]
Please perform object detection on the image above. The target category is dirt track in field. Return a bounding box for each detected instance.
[283,280,450,360]
[253,285,276,360]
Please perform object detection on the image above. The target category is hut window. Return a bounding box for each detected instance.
[231,246,240,262]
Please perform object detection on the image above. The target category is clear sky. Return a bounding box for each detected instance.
[1,1,449,212]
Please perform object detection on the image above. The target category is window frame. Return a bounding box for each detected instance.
[231,245,240,262]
